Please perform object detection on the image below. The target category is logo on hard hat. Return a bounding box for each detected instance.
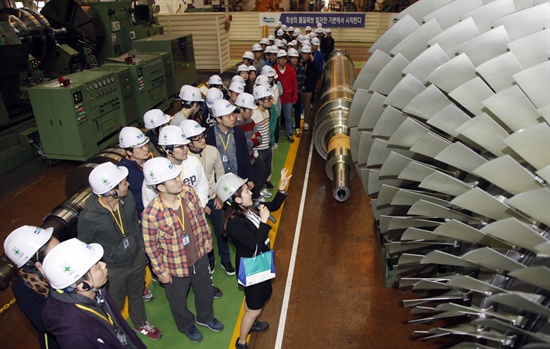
[61,262,76,278]
[101,177,111,187]
[11,247,22,256]
[148,170,156,181]
[33,227,42,235]
[168,163,174,170]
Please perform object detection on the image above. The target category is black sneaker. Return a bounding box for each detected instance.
[287,135,294,143]
[214,286,223,299]
[209,259,215,274]
[235,338,249,349]
[250,320,269,333]
[265,181,274,189]
[221,261,236,276]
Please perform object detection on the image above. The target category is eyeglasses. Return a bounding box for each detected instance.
[260,96,273,101]
[191,134,206,142]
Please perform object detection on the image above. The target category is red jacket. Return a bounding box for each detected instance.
[274,64,298,105]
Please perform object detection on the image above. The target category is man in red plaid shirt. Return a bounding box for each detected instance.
[141,157,224,343]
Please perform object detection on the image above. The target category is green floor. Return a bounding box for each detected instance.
[134,130,293,349]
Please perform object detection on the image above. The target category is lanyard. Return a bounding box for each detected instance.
[99,200,125,236]
[218,133,231,153]
[160,197,186,233]
[75,304,116,331]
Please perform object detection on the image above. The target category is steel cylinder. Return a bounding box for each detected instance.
[313,49,356,202]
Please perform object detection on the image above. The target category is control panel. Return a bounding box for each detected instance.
[29,70,126,161]
[103,52,168,122]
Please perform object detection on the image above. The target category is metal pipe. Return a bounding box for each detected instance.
[313,49,356,202]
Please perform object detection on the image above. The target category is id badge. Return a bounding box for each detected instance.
[182,234,190,246]
[123,237,130,250]
[222,154,228,162]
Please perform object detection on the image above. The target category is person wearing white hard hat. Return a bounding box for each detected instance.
[181,119,235,276]
[300,45,318,132]
[305,25,312,34]
[273,21,282,37]
[228,80,245,106]
[143,108,170,154]
[252,43,265,71]
[41,238,147,349]
[251,85,274,200]
[117,126,151,217]
[237,64,252,93]
[5,225,60,349]
[242,51,254,68]
[171,85,204,127]
[203,88,224,128]
[260,65,282,150]
[259,37,270,51]
[274,49,298,143]
[264,45,278,67]
[142,126,209,222]
[248,65,257,85]
[287,48,305,138]
[141,157,224,343]
[267,34,275,44]
[78,162,162,341]
[206,99,255,190]
[322,28,334,61]
[254,74,270,87]
[215,168,291,349]
[235,92,262,168]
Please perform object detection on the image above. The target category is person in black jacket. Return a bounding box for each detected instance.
[321,28,335,61]
[4,225,61,349]
[206,99,255,191]
[216,168,291,349]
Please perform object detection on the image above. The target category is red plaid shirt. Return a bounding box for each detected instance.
[141,185,212,278]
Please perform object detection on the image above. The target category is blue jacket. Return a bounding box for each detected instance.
[206,125,254,182]
[118,157,146,217]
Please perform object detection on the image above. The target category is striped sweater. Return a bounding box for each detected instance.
[251,108,271,151]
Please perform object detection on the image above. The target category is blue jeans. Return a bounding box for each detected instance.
[207,198,231,263]
[281,103,293,136]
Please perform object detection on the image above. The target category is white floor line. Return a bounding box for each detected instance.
[274,137,315,349]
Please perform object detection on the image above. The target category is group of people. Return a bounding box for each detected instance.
[4,43,303,347]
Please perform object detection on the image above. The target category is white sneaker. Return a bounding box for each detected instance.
[301,112,304,120]
[272,143,278,151]
[304,122,309,131]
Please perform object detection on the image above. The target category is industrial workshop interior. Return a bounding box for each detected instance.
[0,0,549,347]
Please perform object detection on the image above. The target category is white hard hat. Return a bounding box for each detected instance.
[242,51,254,60]
[317,22,323,27]
[215,173,247,202]
[205,88,224,108]
[255,75,270,87]
[178,84,192,99]
[158,125,190,146]
[288,48,299,57]
[253,85,273,101]
[293,28,301,36]
[288,26,294,32]
[277,21,282,27]
[231,75,245,85]
[305,26,311,31]
[301,45,312,54]
[309,32,317,40]
[303,40,311,47]
[235,92,258,110]
[267,34,275,41]
[287,41,295,47]
[277,29,284,36]
[212,99,237,118]
[297,34,305,42]
[252,43,263,52]
[89,162,129,195]
[277,49,287,58]
[208,75,223,86]
[42,238,104,290]
[315,27,323,34]
[275,40,284,49]
[143,109,170,129]
[179,119,206,138]
[291,40,298,46]
[248,65,257,72]
[260,38,270,45]
[281,24,288,31]
[237,64,249,73]
[260,65,276,77]
[268,45,279,54]
[119,126,149,148]
[182,86,204,103]
[325,28,332,34]
[312,37,320,46]
[228,81,244,94]
[4,226,54,267]
[143,157,181,186]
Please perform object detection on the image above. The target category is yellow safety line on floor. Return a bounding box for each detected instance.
[229,128,302,348]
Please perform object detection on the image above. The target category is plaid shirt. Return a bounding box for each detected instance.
[291,61,306,92]
[141,185,212,278]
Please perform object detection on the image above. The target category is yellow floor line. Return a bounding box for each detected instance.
[229,127,302,348]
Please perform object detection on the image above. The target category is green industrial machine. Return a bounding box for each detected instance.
[133,34,196,98]
[101,52,170,123]
[28,69,129,161]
